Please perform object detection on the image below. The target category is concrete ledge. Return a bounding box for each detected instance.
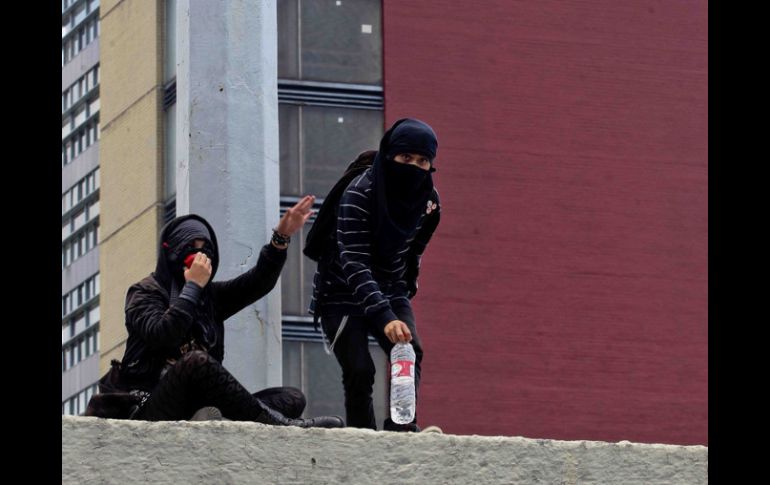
[62,416,707,484]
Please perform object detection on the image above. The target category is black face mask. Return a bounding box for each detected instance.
[169,243,215,280]
[384,157,432,203]
[383,159,433,231]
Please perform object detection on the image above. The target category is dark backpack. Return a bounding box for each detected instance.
[303,150,376,262]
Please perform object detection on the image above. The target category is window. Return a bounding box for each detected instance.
[74,3,87,25]
[280,226,317,315]
[62,383,99,416]
[277,0,384,414]
[62,310,100,369]
[278,105,382,313]
[164,0,177,83]
[164,103,177,198]
[279,105,382,197]
[283,339,388,419]
[62,118,72,139]
[62,118,99,166]
[88,97,100,116]
[62,274,99,317]
[88,305,100,325]
[278,0,382,84]
[62,9,100,68]
[62,324,71,345]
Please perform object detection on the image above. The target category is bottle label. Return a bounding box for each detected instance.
[391,360,414,379]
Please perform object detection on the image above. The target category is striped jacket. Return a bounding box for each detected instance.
[309,167,441,330]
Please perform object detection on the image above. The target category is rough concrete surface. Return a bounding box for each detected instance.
[62,416,707,484]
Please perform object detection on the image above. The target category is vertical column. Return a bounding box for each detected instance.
[177,0,281,390]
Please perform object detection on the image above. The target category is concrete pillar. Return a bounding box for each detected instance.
[176,0,281,390]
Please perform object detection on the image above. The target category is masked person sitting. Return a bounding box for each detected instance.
[89,196,343,428]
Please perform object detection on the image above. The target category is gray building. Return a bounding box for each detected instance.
[63,0,390,421]
[61,0,101,415]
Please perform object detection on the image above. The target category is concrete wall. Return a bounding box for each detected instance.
[384,0,708,444]
[62,417,707,484]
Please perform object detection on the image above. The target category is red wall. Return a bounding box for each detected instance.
[383,1,707,445]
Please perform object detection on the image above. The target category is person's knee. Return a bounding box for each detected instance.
[285,387,307,410]
[343,359,376,389]
[180,349,216,368]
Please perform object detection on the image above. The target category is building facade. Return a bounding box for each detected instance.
[61,0,102,416]
[69,0,707,446]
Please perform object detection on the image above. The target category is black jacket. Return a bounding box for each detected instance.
[118,214,287,391]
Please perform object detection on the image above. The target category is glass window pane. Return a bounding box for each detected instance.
[309,341,387,421]
[73,209,86,231]
[282,340,302,391]
[89,98,100,116]
[301,106,382,197]
[299,0,382,84]
[74,3,86,24]
[74,105,87,127]
[164,0,177,82]
[281,226,319,313]
[278,103,300,196]
[164,103,177,198]
[281,226,303,315]
[89,305,100,325]
[277,0,299,79]
[89,200,100,218]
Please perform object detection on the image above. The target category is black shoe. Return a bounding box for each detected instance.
[383,417,420,432]
[289,415,345,429]
[256,398,344,428]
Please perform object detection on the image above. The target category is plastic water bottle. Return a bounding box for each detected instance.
[390,342,416,424]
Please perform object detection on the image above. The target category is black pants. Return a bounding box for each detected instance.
[321,302,424,430]
[134,350,306,421]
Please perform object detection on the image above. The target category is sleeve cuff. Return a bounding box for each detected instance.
[262,242,288,264]
[178,281,203,305]
[371,307,398,333]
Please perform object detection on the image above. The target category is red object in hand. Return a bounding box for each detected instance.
[184,254,196,269]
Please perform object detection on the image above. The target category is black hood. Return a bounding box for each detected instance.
[370,118,438,260]
[153,214,220,292]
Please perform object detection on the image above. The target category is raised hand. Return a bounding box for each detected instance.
[275,195,316,237]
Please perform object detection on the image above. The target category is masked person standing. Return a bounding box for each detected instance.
[310,118,442,432]
[90,196,343,428]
